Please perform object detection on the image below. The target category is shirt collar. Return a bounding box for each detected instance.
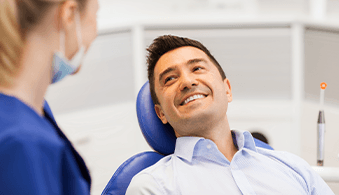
[174,130,257,163]
[232,130,258,152]
[174,136,204,162]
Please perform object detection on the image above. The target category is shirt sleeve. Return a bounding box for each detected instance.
[126,173,167,195]
[282,152,335,195]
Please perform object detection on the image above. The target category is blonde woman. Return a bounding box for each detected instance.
[0,0,98,194]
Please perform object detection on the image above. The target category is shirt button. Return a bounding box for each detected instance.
[206,144,212,149]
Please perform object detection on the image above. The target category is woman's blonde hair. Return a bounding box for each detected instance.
[0,0,23,86]
[0,0,87,87]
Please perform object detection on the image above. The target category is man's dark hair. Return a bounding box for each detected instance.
[147,35,226,105]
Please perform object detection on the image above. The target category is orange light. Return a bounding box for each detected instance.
[320,82,327,90]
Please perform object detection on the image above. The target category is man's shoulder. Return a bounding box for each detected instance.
[126,154,177,195]
[134,154,175,178]
[256,147,314,179]
[256,147,334,194]
[256,147,308,166]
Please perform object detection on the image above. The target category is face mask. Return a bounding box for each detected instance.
[51,12,86,84]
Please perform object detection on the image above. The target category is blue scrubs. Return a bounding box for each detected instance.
[0,93,91,194]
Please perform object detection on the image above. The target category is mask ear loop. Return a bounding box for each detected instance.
[69,10,85,70]
[59,11,82,58]
[74,11,83,50]
[59,29,66,55]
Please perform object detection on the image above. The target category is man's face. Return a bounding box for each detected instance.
[153,46,232,137]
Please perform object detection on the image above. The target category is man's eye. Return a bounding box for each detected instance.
[165,76,175,84]
[193,67,203,71]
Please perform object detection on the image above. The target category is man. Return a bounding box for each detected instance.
[126,35,333,194]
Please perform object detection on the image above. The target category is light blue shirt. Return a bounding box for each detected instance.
[126,130,334,195]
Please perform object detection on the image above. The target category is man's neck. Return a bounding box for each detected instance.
[176,115,238,162]
[212,132,238,162]
[203,119,238,162]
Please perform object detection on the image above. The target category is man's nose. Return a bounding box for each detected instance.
[179,72,198,91]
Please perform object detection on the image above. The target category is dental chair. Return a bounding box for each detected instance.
[101,81,274,195]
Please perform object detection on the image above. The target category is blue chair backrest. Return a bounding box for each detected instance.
[101,152,164,195]
[102,81,273,195]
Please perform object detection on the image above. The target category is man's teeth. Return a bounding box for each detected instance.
[183,94,205,105]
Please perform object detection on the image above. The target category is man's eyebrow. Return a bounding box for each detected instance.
[159,66,177,83]
[158,58,207,83]
[186,58,207,65]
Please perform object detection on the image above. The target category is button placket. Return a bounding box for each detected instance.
[230,158,256,195]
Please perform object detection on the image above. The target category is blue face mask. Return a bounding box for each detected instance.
[51,12,86,84]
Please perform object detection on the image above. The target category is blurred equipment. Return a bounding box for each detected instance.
[317,82,327,166]
[251,131,269,144]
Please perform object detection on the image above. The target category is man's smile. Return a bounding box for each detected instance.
[179,93,208,106]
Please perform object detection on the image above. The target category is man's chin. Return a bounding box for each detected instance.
[177,112,212,128]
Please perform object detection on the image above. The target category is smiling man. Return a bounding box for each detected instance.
[126,35,333,195]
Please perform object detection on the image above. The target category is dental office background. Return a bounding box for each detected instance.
[45,0,339,194]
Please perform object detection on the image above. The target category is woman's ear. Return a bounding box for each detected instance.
[224,78,232,103]
[154,104,168,124]
[58,1,78,31]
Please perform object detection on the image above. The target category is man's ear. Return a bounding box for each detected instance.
[224,78,232,103]
[154,104,168,124]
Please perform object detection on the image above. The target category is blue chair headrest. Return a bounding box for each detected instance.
[136,81,177,155]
